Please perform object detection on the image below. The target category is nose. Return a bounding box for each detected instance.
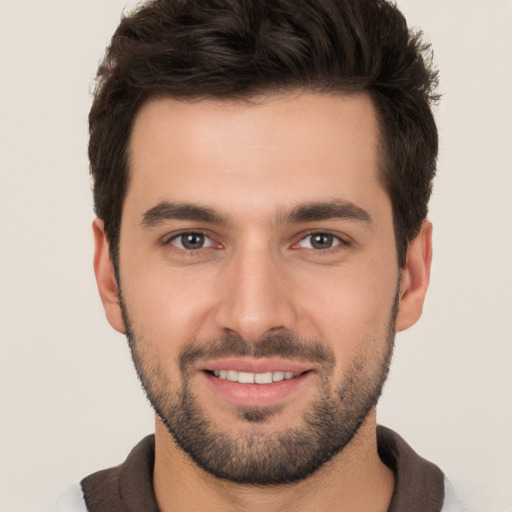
[214,244,298,342]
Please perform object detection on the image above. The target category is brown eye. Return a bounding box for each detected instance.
[170,232,212,250]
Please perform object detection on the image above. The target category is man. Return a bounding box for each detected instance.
[53,0,463,510]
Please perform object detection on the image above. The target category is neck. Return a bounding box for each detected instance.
[153,411,394,512]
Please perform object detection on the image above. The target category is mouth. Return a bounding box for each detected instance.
[198,359,314,408]
[205,369,304,384]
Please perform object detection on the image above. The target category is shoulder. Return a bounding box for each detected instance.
[49,483,87,512]
[50,435,157,512]
[441,477,468,512]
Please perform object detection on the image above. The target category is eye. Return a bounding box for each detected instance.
[297,232,343,250]
[169,232,214,250]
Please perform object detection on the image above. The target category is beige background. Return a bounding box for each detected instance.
[1,1,511,511]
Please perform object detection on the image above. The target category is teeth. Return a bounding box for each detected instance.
[254,372,272,384]
[212,370,299,384]
[237,371,255,384]
[272,371,285,382]
[227,370,238,381]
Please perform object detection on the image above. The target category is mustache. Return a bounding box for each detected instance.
[179,331,336,374]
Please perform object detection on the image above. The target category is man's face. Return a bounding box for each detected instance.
[101,92,408,483]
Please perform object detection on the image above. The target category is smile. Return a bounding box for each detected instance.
[211,370,299,384]
[200,363,313,408]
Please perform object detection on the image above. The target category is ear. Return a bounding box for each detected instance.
[92,218,126,334]
[395,220,433,332]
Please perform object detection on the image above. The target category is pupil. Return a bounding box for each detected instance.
[182,233,204,249]
[312,234,332,249]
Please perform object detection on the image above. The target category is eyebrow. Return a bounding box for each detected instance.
[284,200,372,225]
[141,199,371,228]
[141,201,228,228]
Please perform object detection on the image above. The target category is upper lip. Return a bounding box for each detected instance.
[198,357,314,374]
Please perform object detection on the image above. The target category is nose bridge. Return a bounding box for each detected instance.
[214,238,296,342]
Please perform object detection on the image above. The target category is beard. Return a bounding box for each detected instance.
[119,293,397,485]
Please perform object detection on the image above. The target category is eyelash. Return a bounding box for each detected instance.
[162,230,350,254]
[292,231,349,252]
[163,231,218,255]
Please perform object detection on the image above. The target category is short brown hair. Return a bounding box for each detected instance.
[89,0,439,267]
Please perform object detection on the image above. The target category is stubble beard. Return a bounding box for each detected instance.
[119,295,397,485]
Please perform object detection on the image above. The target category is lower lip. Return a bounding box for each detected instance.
[201,371,312,407]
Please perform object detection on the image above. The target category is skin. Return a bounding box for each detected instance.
[93,92,432,512]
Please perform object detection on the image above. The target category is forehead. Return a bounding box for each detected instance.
[126,92,387,223]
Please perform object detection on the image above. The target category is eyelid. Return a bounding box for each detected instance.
[159,229,351,252]
[162,230,219,250]
[292,230,351,250]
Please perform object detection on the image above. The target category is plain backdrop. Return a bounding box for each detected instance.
[1,1,511,511]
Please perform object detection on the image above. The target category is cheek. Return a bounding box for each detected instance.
[297,264,398,354]
[120,262,220,353]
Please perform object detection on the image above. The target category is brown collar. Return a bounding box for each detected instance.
[377,425,445,512]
